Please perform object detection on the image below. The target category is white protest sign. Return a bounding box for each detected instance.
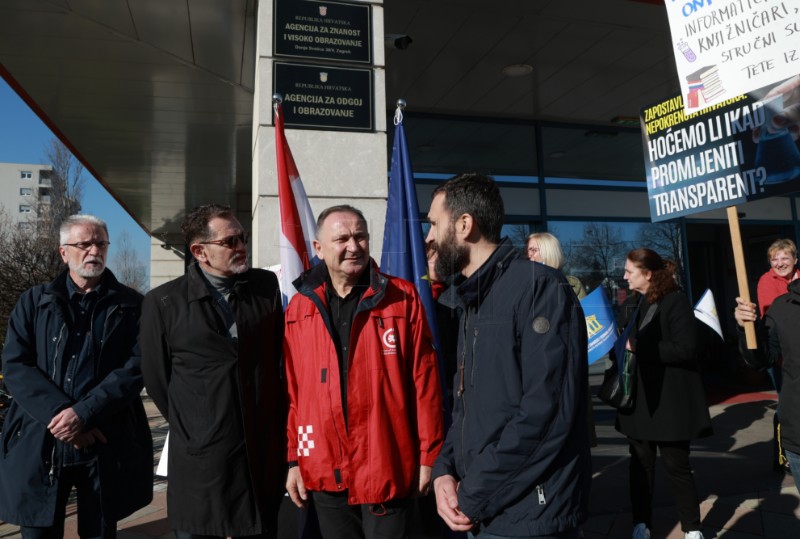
[665,0,800,113]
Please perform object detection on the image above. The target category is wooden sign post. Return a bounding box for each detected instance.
[726,206,757,349]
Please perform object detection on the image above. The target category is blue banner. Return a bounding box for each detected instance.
[640,76,800,223]
[581,286,617,364]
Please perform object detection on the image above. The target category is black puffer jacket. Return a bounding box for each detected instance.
[431,238,591,536]
[740,279,800,454]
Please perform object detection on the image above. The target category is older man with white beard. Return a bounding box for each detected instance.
[141,204,286,539]
[0,214,153,539]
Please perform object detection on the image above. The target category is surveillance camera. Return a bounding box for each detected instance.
[384,34,413,50]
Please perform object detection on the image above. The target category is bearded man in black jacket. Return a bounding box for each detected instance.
[427,173,591,539]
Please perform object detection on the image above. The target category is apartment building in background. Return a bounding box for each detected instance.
[0,162,53,229]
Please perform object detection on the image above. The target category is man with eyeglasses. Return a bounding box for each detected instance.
[141,204,285,539]
[0,214,153,538]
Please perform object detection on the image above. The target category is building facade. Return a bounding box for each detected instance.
[0,162,53,229]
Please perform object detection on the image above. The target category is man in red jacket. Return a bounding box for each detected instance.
[284,204,443,539]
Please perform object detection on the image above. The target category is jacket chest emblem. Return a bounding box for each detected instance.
[381,327,397,356]
[298,425,316,457]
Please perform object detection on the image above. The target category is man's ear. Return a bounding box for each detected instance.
[189,244,207,264]
[59,246,68,264]
[312,239,323,261]
[456,213,475,239]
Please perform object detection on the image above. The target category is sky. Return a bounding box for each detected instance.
[0,79,150,277]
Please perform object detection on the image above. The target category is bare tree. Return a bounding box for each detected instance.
[567,222,630,293]
[505,223,531,253]
[0,209,65,346]
[635,222,685,281]
[111,230,149,294]
[36,139,84,238]
[0,139,85,346]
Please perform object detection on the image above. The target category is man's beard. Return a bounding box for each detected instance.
[229,254,250,274]
[72,258,105,279]
[434,231,468,278]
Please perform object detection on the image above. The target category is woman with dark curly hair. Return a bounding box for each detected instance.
[617,248,712,539]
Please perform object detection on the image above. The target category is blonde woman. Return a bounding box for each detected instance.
[526,232,587,299]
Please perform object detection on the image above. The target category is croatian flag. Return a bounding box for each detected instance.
[275,101,316,308]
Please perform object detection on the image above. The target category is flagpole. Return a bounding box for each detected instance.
[395,98,406,123]
[382,99,452,425]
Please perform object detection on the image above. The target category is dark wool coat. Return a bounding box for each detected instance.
[141,265,285,536]
[616,290,713,441]
[0,269,153,526]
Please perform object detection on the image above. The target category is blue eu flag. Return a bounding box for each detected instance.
[380,106,447,404]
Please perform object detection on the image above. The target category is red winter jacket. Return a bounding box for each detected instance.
[284,261,443,505]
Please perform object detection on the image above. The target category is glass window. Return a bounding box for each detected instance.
[540,125,646,183]
[20,187,33,196]
[548,220,684,308]
[503,223,533,252]
[19,205,32,213]
[399,116,538,176]
[20,171,32,180]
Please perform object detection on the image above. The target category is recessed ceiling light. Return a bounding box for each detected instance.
[501,64,533,77]
[610,115,640,127]
[584,130,618,139]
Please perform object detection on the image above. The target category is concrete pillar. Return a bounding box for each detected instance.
[251,0,387,268]
[149,235,185,289]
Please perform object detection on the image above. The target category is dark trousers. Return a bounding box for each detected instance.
[768,367,787,469]
[175,532,275,539]
[173,495,281,539]
[311,491,410,539]
[20,461,114,539]
[468,528,580,539]
[783,449,800,493]
[628,438,702,532]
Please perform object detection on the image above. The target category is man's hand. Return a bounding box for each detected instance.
[286,466,308,508]
[734,297,757,327]
[433,475,474,532]
[71,428,108,449]
[416,465,432,496]
[47,407,83,442]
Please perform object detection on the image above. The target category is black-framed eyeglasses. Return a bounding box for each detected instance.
[199,233,248,249]
[62,241,111,251]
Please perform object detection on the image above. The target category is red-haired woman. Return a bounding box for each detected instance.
[617,248,712,539]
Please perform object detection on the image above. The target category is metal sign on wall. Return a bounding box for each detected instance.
[274,0,372,65]
[274,62,373,131]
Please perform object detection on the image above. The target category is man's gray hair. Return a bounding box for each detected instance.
[59,215,109,245]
